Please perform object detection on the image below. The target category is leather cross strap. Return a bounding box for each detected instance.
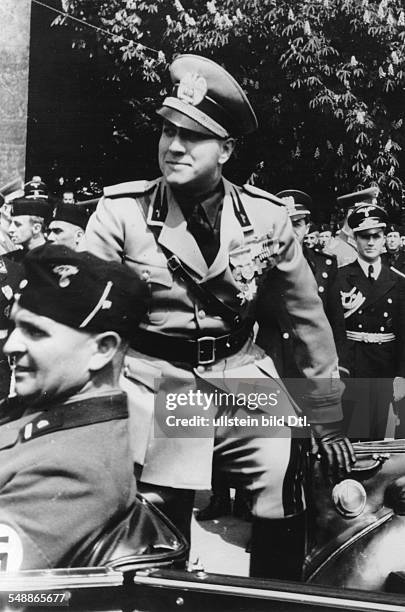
[166,254,242,327]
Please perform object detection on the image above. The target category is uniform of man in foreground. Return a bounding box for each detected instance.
[86,54,354,580]
[0,244,147,570]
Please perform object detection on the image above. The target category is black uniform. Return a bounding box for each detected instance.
[0,255,23,400]
[382,249,405,274]
[338,261,405,439]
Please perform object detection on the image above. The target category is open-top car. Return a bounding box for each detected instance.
[2,440,405,612]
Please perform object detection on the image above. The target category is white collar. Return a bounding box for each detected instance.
[357,256,381,280]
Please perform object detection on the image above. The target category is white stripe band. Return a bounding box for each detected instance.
[347,330,395,344]
[79,281,113,329]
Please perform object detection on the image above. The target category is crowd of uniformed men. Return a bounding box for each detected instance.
[0,53,404,579]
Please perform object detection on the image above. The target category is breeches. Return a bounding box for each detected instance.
[212,430,305,519]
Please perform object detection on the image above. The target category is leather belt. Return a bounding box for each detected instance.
[346,330,396,344]
[131,321,253,366]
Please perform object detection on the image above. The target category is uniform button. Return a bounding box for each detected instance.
[380,326,385,332]
[319,286,324,293]
[326,259,332,265]
[384,312,389,318]
[358,324,363,329]
[196,365,205,373]
[198,310,206,319]
[322,272,328,278]
[282,332,289,339]
[388,298,393,304]
[142,270,150,281]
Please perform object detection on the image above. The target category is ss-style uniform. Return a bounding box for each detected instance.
[338,260,405,439]
[337,202,405,440]
[0,392,136,570]
[85,53,351,581]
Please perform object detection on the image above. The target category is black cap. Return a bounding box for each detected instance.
[11,197,53,223]
[386,223,400,235]
[52,203,89,230]
[319,223,332,233]
[24,176,49,200]
[157,54,258,138]
[307,222,320,234]
[11,176,53,222]
[347,204,388,233]
[276,190,312,219]
[17,244,149,338]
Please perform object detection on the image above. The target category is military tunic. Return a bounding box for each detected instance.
[381,249,405,275]
[338,261,405,439]
[257,246,347,377]
[0,391,136,570]
[85,177,343,518]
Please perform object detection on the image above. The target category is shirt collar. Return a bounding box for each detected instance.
[357,256,381,279]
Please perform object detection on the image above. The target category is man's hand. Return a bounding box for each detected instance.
[312,422,356,484]
[393,377,405,403]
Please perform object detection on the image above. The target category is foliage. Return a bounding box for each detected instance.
[58,0,405,219]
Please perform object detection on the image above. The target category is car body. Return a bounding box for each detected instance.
[2,441,405,611]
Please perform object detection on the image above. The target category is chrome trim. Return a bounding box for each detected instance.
[0,568,123,591]
[133,572,405,611]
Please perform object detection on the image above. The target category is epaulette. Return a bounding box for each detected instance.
[242,184,286,206]
[103,179,159,199]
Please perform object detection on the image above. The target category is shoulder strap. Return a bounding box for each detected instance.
[103,179,158,199]
[21,394,128,442]
[242,184,286,206]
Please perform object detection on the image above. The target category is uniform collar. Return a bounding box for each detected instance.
[357,256,381,280]
[173,181,224,230]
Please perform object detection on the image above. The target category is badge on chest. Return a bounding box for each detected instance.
[340,286,366,318]
[229,233,279,303]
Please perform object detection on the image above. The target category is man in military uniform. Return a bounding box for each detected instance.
[0,244,148,570]
[85,54,354,580]
[303,221,319,249]
[62,190,76,205]
[338,205,405,439]
[382,224,405,274]
[48,202,89,250]
[257,190,348,376]
[8,178,53,260]
[325,187,379,267]
[318,224,333,252]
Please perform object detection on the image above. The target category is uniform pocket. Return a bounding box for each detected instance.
[124,258,173,325]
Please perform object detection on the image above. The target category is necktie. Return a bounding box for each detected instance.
[187,203,218,267]
[368,264,375,283]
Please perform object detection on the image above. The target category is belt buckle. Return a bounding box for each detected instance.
[167,255,182,273]
[197,336,216,365]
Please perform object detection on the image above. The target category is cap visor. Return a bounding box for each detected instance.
[156,107,218,137]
